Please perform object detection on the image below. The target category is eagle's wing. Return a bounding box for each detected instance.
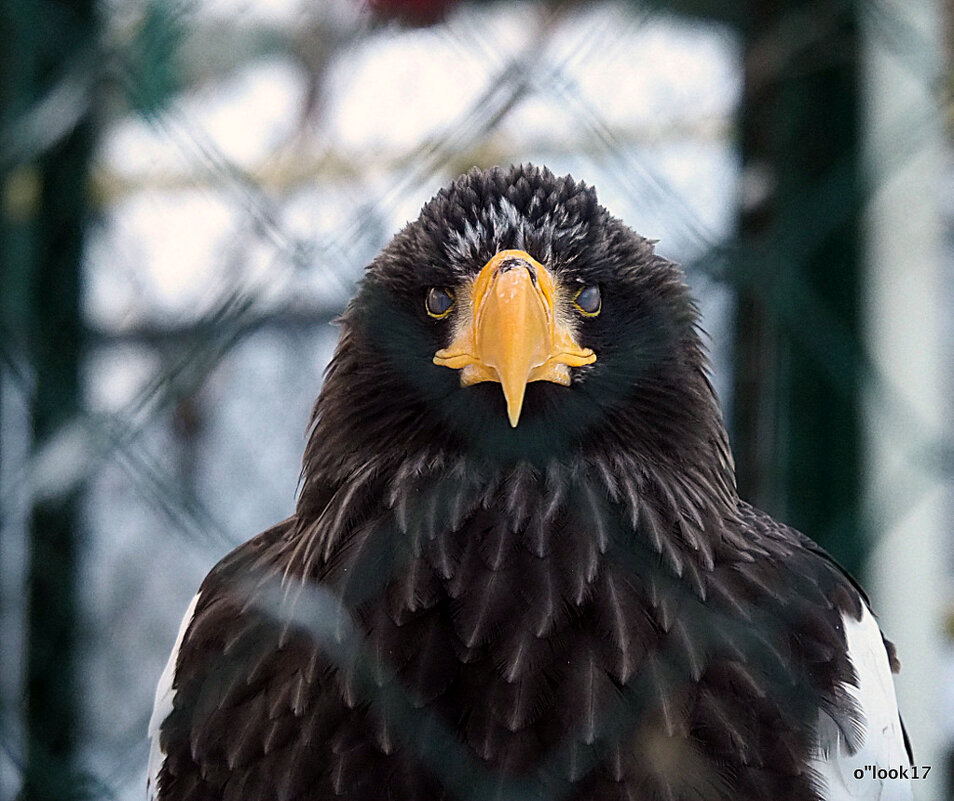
[736,503,912,801]
[146,519,300,801]
[148,592,201,801]
[810,602,912,801]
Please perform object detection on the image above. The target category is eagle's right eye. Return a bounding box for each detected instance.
[426,287,455,319]
[573,285,602,317]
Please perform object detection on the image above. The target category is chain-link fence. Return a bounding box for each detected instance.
[1,1,951,799]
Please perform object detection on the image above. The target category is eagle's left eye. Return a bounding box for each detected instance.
[573,285,601,316]
[426,287,455,318]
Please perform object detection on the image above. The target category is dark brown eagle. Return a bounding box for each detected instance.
[148,164,911,801]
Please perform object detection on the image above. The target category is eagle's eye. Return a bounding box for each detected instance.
[426,287,455,318]
[573,285,602,317]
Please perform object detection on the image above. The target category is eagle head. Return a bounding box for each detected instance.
[300,164,732,508]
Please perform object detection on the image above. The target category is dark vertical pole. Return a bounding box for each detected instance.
[1,1,97,797]
[732,0,864,573]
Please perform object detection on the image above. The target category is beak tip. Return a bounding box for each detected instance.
[504,388,524,428]
[505,400,521,427]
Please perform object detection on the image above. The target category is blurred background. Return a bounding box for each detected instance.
[0,0,950,799]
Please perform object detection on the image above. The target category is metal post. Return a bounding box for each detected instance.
[732,0,865,575]
[0,0,97,797]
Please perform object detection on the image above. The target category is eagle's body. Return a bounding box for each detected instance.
[149,166,911,801]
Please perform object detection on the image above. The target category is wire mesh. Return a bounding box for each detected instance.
[0,1,950,800]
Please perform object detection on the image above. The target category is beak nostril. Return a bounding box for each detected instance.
[497,258,537,284]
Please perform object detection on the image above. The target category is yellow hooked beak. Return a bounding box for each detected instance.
[433,250,596,427]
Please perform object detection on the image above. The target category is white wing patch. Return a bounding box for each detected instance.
[810,605,912,801]
[147,592,201,801]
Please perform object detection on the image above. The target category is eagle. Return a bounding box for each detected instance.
[148,164,912,801]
